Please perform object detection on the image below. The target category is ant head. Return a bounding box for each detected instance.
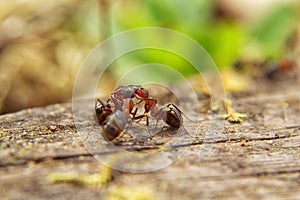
[95,99,112,125]
[95,99,104,111]
[165,108,182,129]
[135,87,149,98]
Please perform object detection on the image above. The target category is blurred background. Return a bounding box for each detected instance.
[0,0,299,114]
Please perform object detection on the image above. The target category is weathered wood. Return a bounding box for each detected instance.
[0,80,300,200]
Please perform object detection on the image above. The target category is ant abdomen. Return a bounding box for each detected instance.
[102,110,130,140]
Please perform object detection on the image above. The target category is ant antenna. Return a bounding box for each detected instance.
[166,103,194,122]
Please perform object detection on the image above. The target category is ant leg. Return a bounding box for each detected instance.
[136,99,143,105]
[133,114,151,135]
[152,109,165,132]
[143,98,157,113]
[146,115,150,135]
[155,118,161,131]
[95,99,100,111]
[95,98,106,117]
[96,98,105,107]
[131,107,138,117]
[133,114,148,123]
[128,99,144,119]
[132,107,145,123]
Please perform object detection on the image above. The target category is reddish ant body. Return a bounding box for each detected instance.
[110,85,149,110]
[95,85,186,140]
[111,85,149,100]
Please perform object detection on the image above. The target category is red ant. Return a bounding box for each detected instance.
[110,85,149,110]
[111,85,149,99]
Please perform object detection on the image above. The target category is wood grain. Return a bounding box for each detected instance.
[1,80,300,200]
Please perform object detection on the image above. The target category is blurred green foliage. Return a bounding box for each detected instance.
[252,5,297,58]
[0,0,299,113]
[110,0,298,75]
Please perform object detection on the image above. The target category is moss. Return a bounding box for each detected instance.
[218,99,247,123]
[0,142,9,149]
[48,165,112,188]
[20,131,28,138]
[221,112,247,123]
[106,186,155,200]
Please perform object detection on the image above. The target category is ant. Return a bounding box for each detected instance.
[153,104,183,129]
[95,98,131,140]
[95,99,113,126]
[95,85,189,140]
[137,98,186,130]
[95,97,144,140]
[110,85,149,110]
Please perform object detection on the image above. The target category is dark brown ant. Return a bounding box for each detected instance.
[95,98,132,140]
[137,98,185,130]
[101,110,131,140]
[154,104,183,129]
[95,99,113,125]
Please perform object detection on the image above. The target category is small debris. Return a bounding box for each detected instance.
[240,139,247,147]
[224,127,236,134]
[20,131,28,138]
[267,140,274,144]
[0,142,9,149]
[218,99,247,123]
[225,112,247,123]
[49,125,57,132]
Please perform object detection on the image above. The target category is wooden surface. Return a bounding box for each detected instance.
[1,79,300,200]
